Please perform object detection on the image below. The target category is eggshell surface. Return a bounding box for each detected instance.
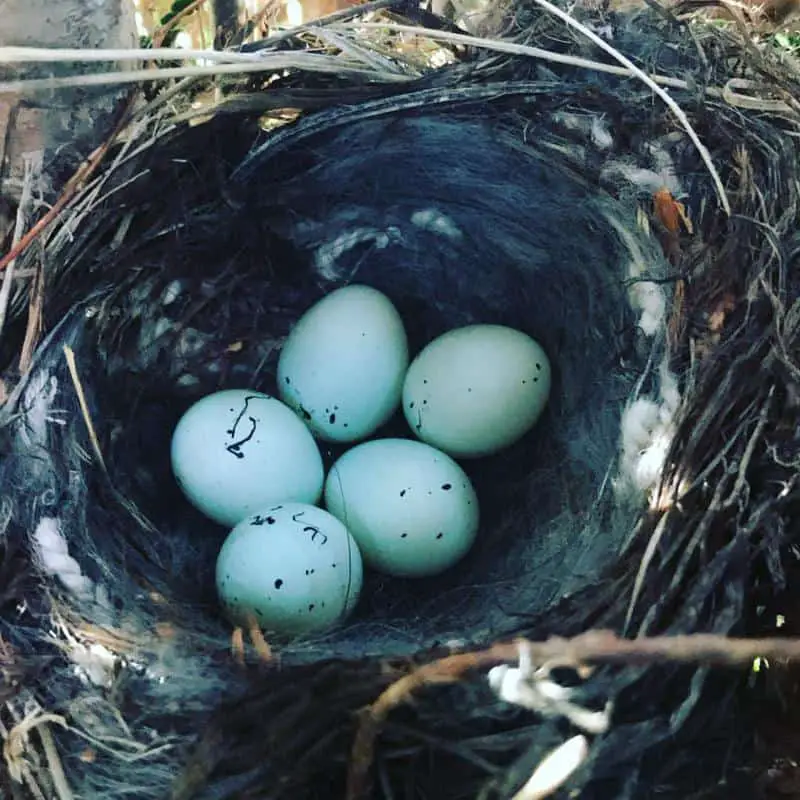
[402,324,551,458]
[216,503,363,635]
[278,285,409,443]
[171,389,324,527]
[324,439,479,578]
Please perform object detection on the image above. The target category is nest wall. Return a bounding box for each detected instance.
[1,2,800,799]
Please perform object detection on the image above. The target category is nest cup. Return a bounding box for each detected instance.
[9,105,668,654]
[3,2,800,798]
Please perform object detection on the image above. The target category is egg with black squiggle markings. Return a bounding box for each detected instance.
[324,439,479,578]
[215,502,363,635]
[171,389,324,528]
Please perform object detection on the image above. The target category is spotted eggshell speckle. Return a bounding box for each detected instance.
[402,324,551,458]
[277,285,409,443]
[171,390,324,527]
[215,503,363,635]
[324,439,479,578]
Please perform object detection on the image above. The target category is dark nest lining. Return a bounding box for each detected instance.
[2,2,800,799]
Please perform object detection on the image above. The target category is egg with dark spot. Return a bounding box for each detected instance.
[402,324,551,458]
[278,285,409,443]
[215,502,363,635]
[324,439,479,578]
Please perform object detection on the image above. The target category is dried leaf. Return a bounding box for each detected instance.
[653,188,693,234]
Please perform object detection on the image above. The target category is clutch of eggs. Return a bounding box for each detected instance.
[170,389,324,527]
[216,502,363,635]
[170,289,555,634]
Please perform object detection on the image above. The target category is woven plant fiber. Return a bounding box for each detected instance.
[2,2,800,798]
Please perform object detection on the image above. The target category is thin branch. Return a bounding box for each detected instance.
[529,0,730,215]
[152,0,209,48]
[345,16,733,214]
[18,256,44,375]
[341,21,721,94]
[346,630,800,799]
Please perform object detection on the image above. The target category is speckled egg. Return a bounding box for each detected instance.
[324,438,479,578]
[402,324,551,458]
[277,285,409,443]
[215,502,363,635]
[171,389,324,527]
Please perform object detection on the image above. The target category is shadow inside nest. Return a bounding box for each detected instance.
[2,3,800,800]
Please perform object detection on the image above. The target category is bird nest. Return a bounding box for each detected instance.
[2,1,800,798]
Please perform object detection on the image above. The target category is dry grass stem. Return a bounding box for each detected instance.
[0,96,135,275]
[18,259,44,375]
[63,346,108,475]
[347,11,731,214]
[0,153,41,343]
[0,56,409,95]
[0,46,267,64]
[36,722,74,800]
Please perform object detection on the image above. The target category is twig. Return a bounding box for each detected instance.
[345,630,800,799]
[18,256,44,374]
[152,0,209,49]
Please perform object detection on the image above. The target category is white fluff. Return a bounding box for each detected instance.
[410,208,463,240]
[313,227,392,280]
[18,371,59,452]
[552,112,614,151]
[33,517,103,604]
[161,280,183,306]
[647,139,683,198]
[629,280,666,337]
[602,211,668,339]
[601,160,682,197]
[591,115,614,150]
[69,641,118,688]
[616,362,681,499]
